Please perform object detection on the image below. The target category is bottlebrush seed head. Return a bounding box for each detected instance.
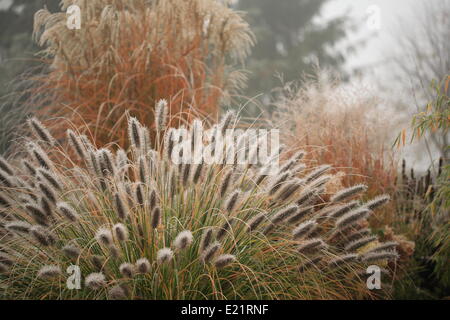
[135,258,151,273]
[304,165,331,183]
[157,248,174,264]
[200,228,213,252]
[0,156,14,175]
[174,230,193,250]
[202,242,221,263]
[62,244,80,259]
[336,207,371,230]
[128,117,144,149]
[119,262,135,278]
[113,223,129,242]
[109,285,127,300]
[37,265,61,279]
[214,254,236,268]
[224,190,240,213]
[292,220,318,240]
[155,99,169,133]
[331,184,368,203]
[344,235,377,252]
[272,205,298,225]
[364,195,391,211]
[96,227,113,246]
[28,117,55,145]
[57,202,79,222]
[67,129,87,160]
[85,272,106,290]
[5,221,32,234]
[361,250,399,263]
[247,213,266,232]
[114,192,129,220]
[297,238,327,255]
[365,241,398,254]
[151,206,161,229]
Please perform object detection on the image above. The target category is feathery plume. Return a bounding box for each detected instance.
[331,184,368,203]
[5,221,31,234]
[57,202,79,222]
[336,208,371,230]
[62,244,80,259]
[275,178,303,202]
[364,195,391,211]
[67,129,87,160]
[193,163,204,184]
[297,238,327,255]
[345,235,377,252]
[96,227,113,246]
[37,168,62,191]
[0,156,14,175]
[220,169,233,197]
[287,207,312,224]
[157,248,173,264]
[155,99,168,133]
[272,205,298,225]
[135,183,145,207]
[202,242,221,263]
[0,169,14,188]
[149,189,158,211]
[182,163,191,187]
[214,254,236,268]
[292,220,318,240]
[135,258,151,273]
[216,219,233,241]
[174,230,193,250]
[99,149,115,176]
[268,171,290,196]
[29,142,52,170]
[22,160,36,175]
[220,110,235,135]
[200,228,213,252]
[128,117,144,149]
[37,265,61,279]
[365,241,398,254]
[30,225,55,246]
[345,228,371,243]
[164,128,175,159]
[114,192,129,220]
[28,117,54,145]
[26,204,49,226]
[328,253,359,268]
[119,263,135,278]
[151,206,161,229]
[116,149,128,169]
[309,174,332,189]
[113,223,129,242]
[247,213,266,232]
[296,187,320,207]
[85,273,106,290]
[109,285,127,300]
[38,182,57,204]
[329,201,360,219]
[137,156,148,184]
[224,190,240,213]
[304,165,331,183]
[361,250,399,263]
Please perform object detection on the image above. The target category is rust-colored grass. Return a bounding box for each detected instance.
[28,0,254,149]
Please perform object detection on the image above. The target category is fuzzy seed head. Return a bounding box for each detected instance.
[202,242,221,263]
[135,258,151,273]
[28,117,54,145]
[214,254,236,268]
[57,202,79,222]
[292,220,318,240]
[85,272,106,290]
[151,206,161,229]
[364,195,391,211]
[62,244,80,259]
[174,230,193,250]
[331,184,368,203]
[119,262,135,278]
[96,227,113,246]
[113,223,129,242]
[6,221,32,234]
[37,265,61,279]
[157,248,173,264]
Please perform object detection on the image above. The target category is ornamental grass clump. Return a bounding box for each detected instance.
[29,0,254,149]
[0,109,398,299]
